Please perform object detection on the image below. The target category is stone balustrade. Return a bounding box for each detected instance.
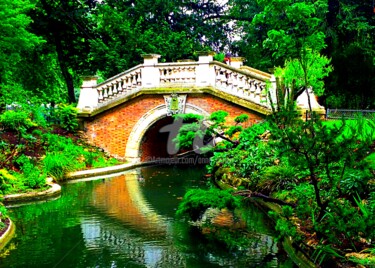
[77,53,275,112]
[97,66,143,104]
[213,64,268,105]
[158,63,197,85]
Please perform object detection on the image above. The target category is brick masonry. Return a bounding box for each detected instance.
[82,93,264,159]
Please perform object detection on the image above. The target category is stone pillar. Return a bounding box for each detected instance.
[268,74,277,109]
[196,51,216,87]
[141,54,161,88]
[229,57,245,69]
[296,88,326,119]
[77,76,99,112]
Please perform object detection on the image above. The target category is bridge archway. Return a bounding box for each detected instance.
[125,104,209,162]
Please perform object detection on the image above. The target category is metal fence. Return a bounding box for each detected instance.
[325,109,375,119]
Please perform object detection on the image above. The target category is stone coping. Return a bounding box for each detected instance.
[2,161,154,206]
[0,218,15,252]
[3,183,61,206]
[66,161,154,180]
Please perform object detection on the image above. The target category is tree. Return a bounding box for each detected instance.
[89,0,232,78]
[0,0,43,106]
[28,0,96,103]
[324,0,375,108]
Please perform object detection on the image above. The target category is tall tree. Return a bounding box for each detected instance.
[251,0,331,106]
[324,0,375,108]
[0,0,43,106]
[89,0,232,78]
[28,0,96,103]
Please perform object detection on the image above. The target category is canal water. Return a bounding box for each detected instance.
[0,165,294,268]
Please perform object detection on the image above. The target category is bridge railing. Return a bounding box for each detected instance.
[157,62,198,86]
[77,53,276,113]
[96,65,143,104]
[213,63,269,106]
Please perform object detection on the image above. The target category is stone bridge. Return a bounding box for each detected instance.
[77,52,322,162]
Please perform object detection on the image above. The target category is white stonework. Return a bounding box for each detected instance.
[296,88,325,113]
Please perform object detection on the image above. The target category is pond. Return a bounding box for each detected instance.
[0,165,295,268]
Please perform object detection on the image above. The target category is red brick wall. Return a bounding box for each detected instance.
[83,94,264,159]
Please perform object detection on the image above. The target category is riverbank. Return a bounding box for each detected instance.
[0,218,15,252]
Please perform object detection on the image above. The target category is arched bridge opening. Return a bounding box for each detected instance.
[139,116,174,162]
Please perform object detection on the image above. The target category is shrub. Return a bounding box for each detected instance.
[43,152,84,181]
[56,104,79,132]
[0,110,37,134]
[0,204,7,229]
[176,188,241,221]
[258,165,299,193]
[0,169,20,195]
[16,155,46,189]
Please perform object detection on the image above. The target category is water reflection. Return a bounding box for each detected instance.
[0,165,294,268]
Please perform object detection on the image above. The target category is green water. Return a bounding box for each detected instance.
[0,165,294,268]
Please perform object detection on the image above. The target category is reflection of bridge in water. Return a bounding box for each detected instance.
[78,169,281,267]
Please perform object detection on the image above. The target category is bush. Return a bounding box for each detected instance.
[43,151,85,181]
[0,169,20,195]
[258,165,299,193]
[0,204,7,229]
[56,104,79,132]
[16,155,46,189]
[176,188,241,221]
[0,110,37,134]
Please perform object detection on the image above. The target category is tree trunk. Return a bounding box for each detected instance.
[55,37,76,103]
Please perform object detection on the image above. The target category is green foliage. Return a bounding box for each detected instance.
[213,53,225,62]
[56,104,79,132]
[0,203,7,229]
[209,110,228,125]
[0,0,43,98]
[0,110,37,134]
[258,165,299,193]
[234,114,249,124]
[176,188,241,221]
[173,113,203,123]
[0,204,7,219]
[41,133,90,180]
[268,209,299,241]
[0,169,18,195]
[16,155,46,189]
[92,156,119,169]
[225,126,243,138]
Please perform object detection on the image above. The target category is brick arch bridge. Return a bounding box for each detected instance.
[77,52,324,162]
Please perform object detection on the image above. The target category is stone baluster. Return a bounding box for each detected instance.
[103,86,108,100]
[160,68,166,83]
[113,80,119,95]
[260,84,267,103]
[180,67,187,82]
[126,76,132,90]
[108,83,113,98]
[232,73,239,93]
[227,71,233,91]
[219,71,226,88]
[136,71,142,87]
[254,82,261,103]
[98,87,104,102]
[189,67,196,82]
[119,79,125,93]
[131,74,137,88]
[249,80,256,99]
[238,75,245,92]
